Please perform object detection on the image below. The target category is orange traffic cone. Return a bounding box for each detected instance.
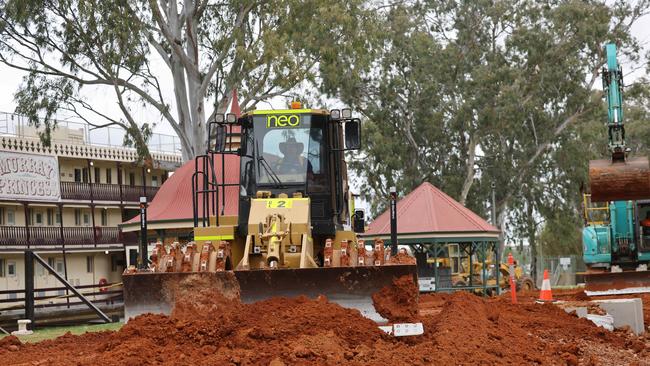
[536,269,555,303]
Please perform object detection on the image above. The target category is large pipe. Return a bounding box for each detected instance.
[589,156,650,202]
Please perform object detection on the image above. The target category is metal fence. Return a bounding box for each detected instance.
[535,255,586,288]
[0,112,181,154]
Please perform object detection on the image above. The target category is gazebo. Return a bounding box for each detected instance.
[362,182,501,293]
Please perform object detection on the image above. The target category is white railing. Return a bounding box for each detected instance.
[0,112,181,154]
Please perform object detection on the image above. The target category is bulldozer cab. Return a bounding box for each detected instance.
[222,108,361,237]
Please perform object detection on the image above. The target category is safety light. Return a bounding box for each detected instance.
[226,113,237,124]
[330,109,341,120]
[342,108,352,119]
[291,101,302,109]
[215,114,225,124]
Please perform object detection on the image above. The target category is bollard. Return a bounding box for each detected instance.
[508,253,517,304]
[12,319,34,335]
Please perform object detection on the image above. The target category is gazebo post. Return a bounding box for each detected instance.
[468,242,474,288]
[433,242,438,293]
[494,240,500,295]
[481,241,487,296]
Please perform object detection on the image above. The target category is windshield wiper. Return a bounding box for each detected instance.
[256,141,284,188]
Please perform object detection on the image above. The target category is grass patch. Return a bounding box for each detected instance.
[1,322,123,343]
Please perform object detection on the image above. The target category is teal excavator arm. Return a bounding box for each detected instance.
[602,43,627,162]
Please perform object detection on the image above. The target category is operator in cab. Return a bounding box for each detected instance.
[275,137,313,175]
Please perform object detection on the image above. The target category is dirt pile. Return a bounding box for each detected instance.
[387,251,417,265]
[371,275,419,322]
[2,284,649,365]
[514,288,650,327]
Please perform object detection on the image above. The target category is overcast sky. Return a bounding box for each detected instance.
[0,9,648,138]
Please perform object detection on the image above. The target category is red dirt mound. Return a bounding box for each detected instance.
[387,251,417,265]
[2,281,649,365]
[372,275,419,322]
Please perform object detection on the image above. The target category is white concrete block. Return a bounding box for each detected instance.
[593,298,644,335]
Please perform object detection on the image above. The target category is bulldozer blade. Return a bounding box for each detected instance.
[123,265,417,323]
[584,270,650,296]
[588,156,650,202]
[122,271,241,322]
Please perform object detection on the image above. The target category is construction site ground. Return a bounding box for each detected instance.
[1,282,649,365]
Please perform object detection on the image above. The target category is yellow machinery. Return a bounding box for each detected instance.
[122,105,416,322]
[451,261,535,293]
[424,254,534,293]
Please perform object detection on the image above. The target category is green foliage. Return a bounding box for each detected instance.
[0,0,377,160]
[340,0,650,262]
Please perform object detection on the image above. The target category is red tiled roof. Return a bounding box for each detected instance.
[365,182,499,236]
[125,154,240,224]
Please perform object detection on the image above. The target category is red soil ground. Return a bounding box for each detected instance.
[1,282,649,365]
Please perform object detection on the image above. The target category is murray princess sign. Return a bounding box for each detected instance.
[0,151,60,201]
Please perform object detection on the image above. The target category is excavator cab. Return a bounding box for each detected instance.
[123,104,417,322]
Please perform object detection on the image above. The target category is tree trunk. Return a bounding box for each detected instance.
[459,134,477,205]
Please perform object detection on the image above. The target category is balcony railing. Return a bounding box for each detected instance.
[60,182,159,202]
[0,112,181,154]
[0,226,138,248]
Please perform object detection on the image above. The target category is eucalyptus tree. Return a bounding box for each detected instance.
[342,0,649,259]
[0,0,376,160]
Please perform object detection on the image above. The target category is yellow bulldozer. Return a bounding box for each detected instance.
[451,260,535,293]
[425,254,534,294]
[122,104,416,322]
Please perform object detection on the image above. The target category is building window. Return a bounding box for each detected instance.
[86,256,94,273]
[35,212,43,226]
[161,172,168,184]
[74,168,82,183]
[7,261,16,276]
[7,208,15,226]
[83,212,90,226]
[101,209,108,226]
[47,208,54,226]
[151,176,158,187]
[0,258,5,277]
[82,168,89,183]
[129,172,135,186]
[94,167,100,184]
[47,257,55,269]
[0,207,4,225]
[106,168,112,184]
[55,211,61,225]
[27,208,33,225]
[56,259,64,275]
[74,209,81,226]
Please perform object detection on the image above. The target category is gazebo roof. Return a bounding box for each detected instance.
[362,182,499,243]
[121,155,240,232]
